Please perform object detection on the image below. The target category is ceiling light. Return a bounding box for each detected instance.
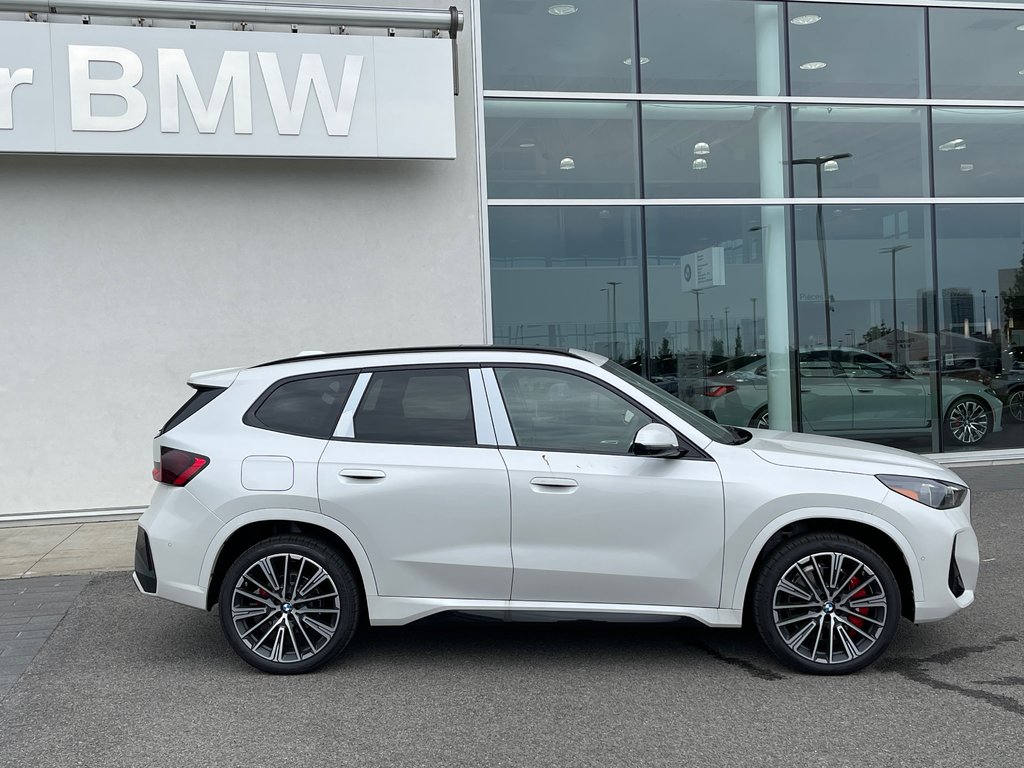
[623,57,651,65]
[548,4,577,15]
[692,158,707,170]
[559,156,575,170]
[799,61,827,70]
[822,160,839,172]
[693,141,710,156]
[1017,23,1024,31]
[1018,69,1024,76]
[519,142,536,148]
[960,163,974,172]
[790,14,822,25]
[938,138,967,152]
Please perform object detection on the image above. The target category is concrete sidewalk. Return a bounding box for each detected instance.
[0,522,137,579]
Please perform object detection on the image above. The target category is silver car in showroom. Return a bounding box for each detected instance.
[682,348,1003,447]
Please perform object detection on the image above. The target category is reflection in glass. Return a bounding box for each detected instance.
[645,206,782,428]
[480,0,636,93]
[791,106,927,198]
[489,206,643,365]
[788,3,925,98]
[933,108,1024,198]
[638,0,783,96]
[930,8,1024,101]
[642,104,787,198]
[935,205,1024,451]
[794,205,940,452]
[485,100,639,199]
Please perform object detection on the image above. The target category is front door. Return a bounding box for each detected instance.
[487,366,725,608]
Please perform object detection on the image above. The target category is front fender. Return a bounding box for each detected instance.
[725,507,922,612]
[199,508,379,601]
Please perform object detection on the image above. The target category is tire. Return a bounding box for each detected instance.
[1008,389,1024,423]
[752,533,901,675]
[944,396,991,447]
[749,406,770,430]
[218,534,361,674]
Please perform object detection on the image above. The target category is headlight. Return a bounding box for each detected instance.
[876,475,968,510]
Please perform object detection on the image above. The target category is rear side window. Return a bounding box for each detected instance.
[159,387,225,436]
[248,374,357,438]
[353,368,476,446]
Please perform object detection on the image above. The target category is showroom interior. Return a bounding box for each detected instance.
[480,0,1024,457]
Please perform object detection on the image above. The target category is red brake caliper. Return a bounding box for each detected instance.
[848,576,868,627]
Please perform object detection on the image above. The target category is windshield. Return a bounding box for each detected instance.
[602,360,738,444]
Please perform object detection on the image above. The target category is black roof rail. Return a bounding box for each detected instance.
[252,345,588,369]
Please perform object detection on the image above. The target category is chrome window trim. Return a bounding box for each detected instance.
[333,372,372,440]
[469,368,498,446]
[480,368,517,447]
[488,197,1024,206]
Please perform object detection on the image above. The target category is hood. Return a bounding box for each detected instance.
[748,429,961,481]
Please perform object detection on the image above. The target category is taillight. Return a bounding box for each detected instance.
[153,447,209,486]
[704,385,736,397]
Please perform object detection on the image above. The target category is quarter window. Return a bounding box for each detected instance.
[353,369,477,447]
[251,374,357,438]
[495,368,652,454]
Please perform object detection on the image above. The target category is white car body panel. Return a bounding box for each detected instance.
[136,346,980,645]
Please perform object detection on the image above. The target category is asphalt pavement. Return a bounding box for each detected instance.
[0,465,1022,767]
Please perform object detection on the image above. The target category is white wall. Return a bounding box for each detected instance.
[0,1,485,514]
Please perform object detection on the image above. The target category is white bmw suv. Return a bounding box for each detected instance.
[134,346,979,675]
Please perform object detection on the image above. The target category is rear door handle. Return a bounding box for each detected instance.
[856,388,874,393]
[530,477,578,488]
[339,469,386,480]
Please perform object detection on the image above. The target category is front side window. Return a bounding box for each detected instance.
[494,367,652,454]
[353,369,476,447]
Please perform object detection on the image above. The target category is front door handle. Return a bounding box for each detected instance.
[339,469,386,480]
[530,477,578,488]
[856,388,874,393]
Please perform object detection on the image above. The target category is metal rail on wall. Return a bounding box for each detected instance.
[0,1,464,93]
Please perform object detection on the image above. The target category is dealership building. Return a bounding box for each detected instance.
[1,0,1023,519]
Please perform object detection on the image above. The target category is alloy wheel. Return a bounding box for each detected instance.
[772,552,888,666]
[947,398,989,445]
[230,553,341,664]
[1009,390,1024,423]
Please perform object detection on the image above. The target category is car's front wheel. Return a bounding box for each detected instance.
[752,533,901,675]
[218,535,360,674]
[749,406,770,430]
[944,396,991,446]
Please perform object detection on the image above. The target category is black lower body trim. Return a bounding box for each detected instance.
[134,527,157,594]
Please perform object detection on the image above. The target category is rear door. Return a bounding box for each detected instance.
[317,366,512,600]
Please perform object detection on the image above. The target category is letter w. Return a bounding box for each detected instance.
[257,53,362,136]
[159,49,252,134]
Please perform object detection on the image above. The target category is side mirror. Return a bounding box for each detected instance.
[632,423,684,458]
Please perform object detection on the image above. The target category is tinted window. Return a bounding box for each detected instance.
[354,369,476,447]
[252,374,356,438]
[495,367,652,454]
[159,386,225,435]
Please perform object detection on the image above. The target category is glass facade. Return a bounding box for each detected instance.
[480,0,1024,455]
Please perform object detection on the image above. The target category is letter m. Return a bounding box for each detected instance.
[159,49,252,134]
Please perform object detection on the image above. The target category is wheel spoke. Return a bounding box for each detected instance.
[237,609,279,640]
[810,616,826,662]
[777,611,822,628]
[232,606,268,621]
[290,558,306,602]
[796,566,824,602]
[291,591,339,606]
[257,558,282,596]
[234,589,277,610]
[829,562,863,602]
[785,619,818,651]
[773,601,820,610]
[836,606,885,627]
[298,567,330,598]
[778,576,814,602]
[837,574,878,605]
[836,624,862,659]
[301,616,335,640]
[837,616,879,643]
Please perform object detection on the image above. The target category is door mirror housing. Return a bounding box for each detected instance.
[632,423,684,458]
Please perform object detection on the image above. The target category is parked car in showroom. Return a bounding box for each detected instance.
[990,356,1024,423]
[681,348,1002,447]
[135,346,978,676]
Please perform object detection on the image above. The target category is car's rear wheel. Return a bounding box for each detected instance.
[1008,389,1024,423]
[749,406,770,430]
[752,533,901,675]
[218,535,360,674]
[944,396,991,446]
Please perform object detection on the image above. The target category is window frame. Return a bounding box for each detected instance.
[483,363,708,459]
[333,364,493,449]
